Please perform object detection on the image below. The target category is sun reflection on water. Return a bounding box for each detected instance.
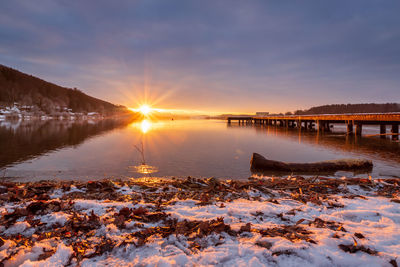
[130,119,170,134]
[140,120,151,134]
[129,119,159,175]
[130,164,158,174]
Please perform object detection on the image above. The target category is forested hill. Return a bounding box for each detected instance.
[0,64,125,115]
[292,103,400,115]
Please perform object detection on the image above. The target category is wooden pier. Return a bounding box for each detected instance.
[227,116,253,124]
[227,113,400,140]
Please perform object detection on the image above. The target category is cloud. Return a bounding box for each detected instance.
[1,0,399,112]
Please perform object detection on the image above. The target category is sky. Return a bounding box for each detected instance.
[1,0,400,114]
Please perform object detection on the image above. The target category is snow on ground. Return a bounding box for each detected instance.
[0,177,399,266]
[79,195,400,267]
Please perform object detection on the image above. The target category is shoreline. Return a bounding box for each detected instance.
[0,176,399,266]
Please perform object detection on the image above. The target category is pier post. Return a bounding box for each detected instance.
[317,120,322,132]
[392,124,399,141]
[346,121,353,135]
[325,122,330,132]
[355,123,362,136]
[380,124,386,139]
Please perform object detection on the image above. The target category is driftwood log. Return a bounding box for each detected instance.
[250,153,373,174]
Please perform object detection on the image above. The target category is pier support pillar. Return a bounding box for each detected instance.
[324,122,330,132]
[380,124,386,139]
[317,120,322,132]
[392,124,399,141]
[355,123,362,136]
[346,121,353,135]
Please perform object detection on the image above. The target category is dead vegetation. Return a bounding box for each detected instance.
[0,176,399,266]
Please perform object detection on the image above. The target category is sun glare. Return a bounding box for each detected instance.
[138,105,152,115]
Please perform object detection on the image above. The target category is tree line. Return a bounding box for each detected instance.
[285,103,400,115]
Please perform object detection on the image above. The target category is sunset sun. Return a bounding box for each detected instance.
[138,104,152,115]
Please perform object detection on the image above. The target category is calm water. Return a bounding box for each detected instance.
[1,119,400,181]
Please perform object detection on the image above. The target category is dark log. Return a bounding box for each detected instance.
[250,153,373,174]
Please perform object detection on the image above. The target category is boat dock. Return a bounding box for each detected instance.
[227,113,400,140]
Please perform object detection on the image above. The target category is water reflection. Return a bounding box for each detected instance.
[228,123,400,172]
[130,164,158,174]
[0,118,134,169]
[140,120,151,134]
[129,120,159,175]
[2,119,400,181]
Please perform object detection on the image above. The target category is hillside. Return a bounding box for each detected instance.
[291,103,400,115]
[0,64,125,115]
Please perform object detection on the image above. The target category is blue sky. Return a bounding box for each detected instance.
[1,0,399,113]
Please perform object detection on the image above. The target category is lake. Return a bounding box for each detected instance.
[1,118,400,181]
